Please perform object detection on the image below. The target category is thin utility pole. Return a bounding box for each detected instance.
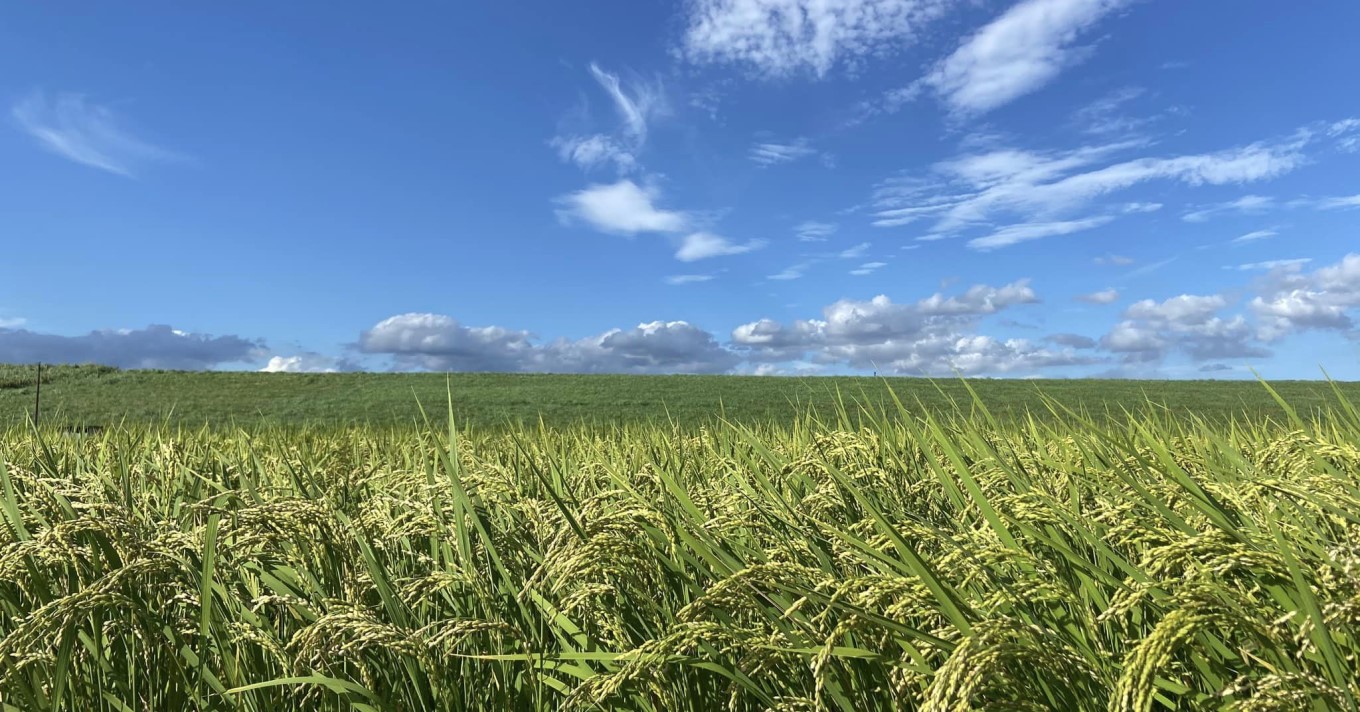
[33,362,41,428]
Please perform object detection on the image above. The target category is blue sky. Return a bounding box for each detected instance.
[2,0,1358,378]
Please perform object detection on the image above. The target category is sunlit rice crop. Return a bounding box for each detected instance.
[1,383,1358,710]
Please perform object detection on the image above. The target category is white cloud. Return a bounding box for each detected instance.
[665,274,717,285]
[0,317,25,329]
[681,0,957,77]
[768,262,812,280]
[1231,229,1277,244]
[1094,253,1134,266]
[551,134,637,173]
[1329,118,1360,153]
[551,64,666,173]
[1072,86,1151,135]
[1076,288,1119,304]
[0,324,262,369]
[873,134,1304,240]
[1103,294,1268,362]
[556,179,688,234]
[1181,195,1275,222]
[12,90,182,177]
[850,261,887,275]
[1122,201,1162,213]
[1231,258,1311,271]
[733,279,1092,375]
[358,313,738,374]
[749,138,817,166]
[795,220,837,242]
[261,353,357,373]
[1315,194,1360,210]
[967,215,1113,251]
[358,314,538,372]
[927,0,1133,114]
[839,242,871,259]
[674,231,766,261]
[1249,253,1360,340]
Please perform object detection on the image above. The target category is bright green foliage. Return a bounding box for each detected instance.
[0,388,1358,710]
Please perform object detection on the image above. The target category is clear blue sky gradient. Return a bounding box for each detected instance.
[2,1,1358,378]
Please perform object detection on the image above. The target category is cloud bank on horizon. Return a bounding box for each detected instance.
[4,0,1359,379]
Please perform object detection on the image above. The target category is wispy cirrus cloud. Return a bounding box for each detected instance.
[967,216,1114,251]
[870,127,1311,250]
[665,274,717,285]
[838,242,871,259]
[1181,195,1275,222]
[850,261,886,276]
[749,137,818,166]
[1230,258,1311,271]
[12,90,183,177]
[768,262,814,280]
[1231,229,1278,244]
[794,220,837,242]
[926,0,1135,115]
[551,64,666,173]
[1314,194,1360,210]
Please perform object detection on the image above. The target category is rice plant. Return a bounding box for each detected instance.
[1,384,1357,710]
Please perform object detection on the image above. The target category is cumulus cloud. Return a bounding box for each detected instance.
[1076,288,1119,304]
[681,0,957,77]
[357,313,738,374]
[261,353,359,373]
[1249,253,1360,340]
[1101,294,1268,363]
[1047,333,1097,349]
[927,0,1133,114]
[675,231,766,261]
[0,324,261,369]
[729,279,1085,375]
[12,90,183,177]
[556,179,688,234]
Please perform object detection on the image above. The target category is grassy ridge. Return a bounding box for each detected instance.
[3,364,1360,428]
[0,389,1358,709]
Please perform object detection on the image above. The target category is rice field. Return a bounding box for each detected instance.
[1,385,1358,710]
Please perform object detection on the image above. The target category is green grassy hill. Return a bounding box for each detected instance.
[2,364,1357,429]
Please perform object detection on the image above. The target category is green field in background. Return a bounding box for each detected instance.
[2,364,1357,428]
